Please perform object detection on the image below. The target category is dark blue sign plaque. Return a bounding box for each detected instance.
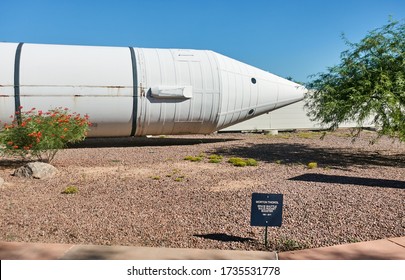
[251,193,283,227]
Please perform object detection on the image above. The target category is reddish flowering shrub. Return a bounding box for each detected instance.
[0,107,91,162]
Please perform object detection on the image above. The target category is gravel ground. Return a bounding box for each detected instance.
[0,129,404,252]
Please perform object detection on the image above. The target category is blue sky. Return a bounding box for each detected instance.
[1,0,404,83]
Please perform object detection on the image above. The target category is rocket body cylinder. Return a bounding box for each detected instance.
[0,42,306,137]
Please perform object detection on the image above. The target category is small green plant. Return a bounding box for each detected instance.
[233,160,247,167]
[6,234,17,241]
[228,157,244,164]
[0,107,91,162]
[245,158,258,166]
[174,176,184,182]
[62,186,78,194]
[151,175,161,180]
[275,160,283,164]
[191,156,203,162]
[347,237,361,243]
[228,157,258,167]
[307,162,318,169]
[208,154,223,160]
[277,238,307,251]
[184,156,203,162]
[208,154,223,163]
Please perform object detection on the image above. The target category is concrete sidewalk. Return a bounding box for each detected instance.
[278,237,405,260]
[1,237,404,260]
[0,242,277,260]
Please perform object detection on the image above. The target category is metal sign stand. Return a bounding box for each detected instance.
[264,226,268,247]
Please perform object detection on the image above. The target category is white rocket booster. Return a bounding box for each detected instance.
[0,42,306,137]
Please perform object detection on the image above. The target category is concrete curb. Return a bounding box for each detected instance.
[1,237,404,260]
[278,237,405,260]
[0,241,277,260]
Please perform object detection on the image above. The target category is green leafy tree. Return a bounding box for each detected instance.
[305,20,405,141]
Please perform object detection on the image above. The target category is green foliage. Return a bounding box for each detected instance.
[0,107,91,162]
[305,20,405,142]
[245,158,258,166]
[228,157,258,167]
[232,160,247,167]
[208,154,223,163]
[228,157,244,165]
[307,162,318,169]
[151,175,161,180]
[174,175,185,182]
[208,154,223,160]
[276,237,307,251]
[62,186,78,194]
[184,156,203,162]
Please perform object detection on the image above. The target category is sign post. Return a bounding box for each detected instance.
[250,193,283,247]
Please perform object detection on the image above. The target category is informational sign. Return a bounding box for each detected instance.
[251,193,283,227]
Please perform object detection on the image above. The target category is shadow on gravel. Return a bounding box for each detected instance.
[194,233,255,243]
[290,174,405,189]
[68,137,239,149]
[0,159,33,170]
[214,143,405,169]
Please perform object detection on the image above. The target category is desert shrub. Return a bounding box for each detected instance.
[307,162,318,169]
[174,175,185,182]
[228,157,244,164]
[276,237,307,251]
[228,157,258,167]
[184,156,203,162]
[0,107,91,162]
[208,154,223,163]
[208,154,223,160]
[233,160,247,167]
[245,158,258,166]
[62,186,78,194]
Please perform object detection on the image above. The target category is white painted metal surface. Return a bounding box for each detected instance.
[0,43,18,123]
[222,100,374,132]
[0,42,307,137]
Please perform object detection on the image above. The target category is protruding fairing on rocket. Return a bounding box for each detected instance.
[0,42,307,137]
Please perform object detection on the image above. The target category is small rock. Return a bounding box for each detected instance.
[13,162,58,179]
[0,177,4,187]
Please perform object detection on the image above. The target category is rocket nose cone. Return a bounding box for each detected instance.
[276,79,307,108]
[253,73,307,117]
[213,50,307,131]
